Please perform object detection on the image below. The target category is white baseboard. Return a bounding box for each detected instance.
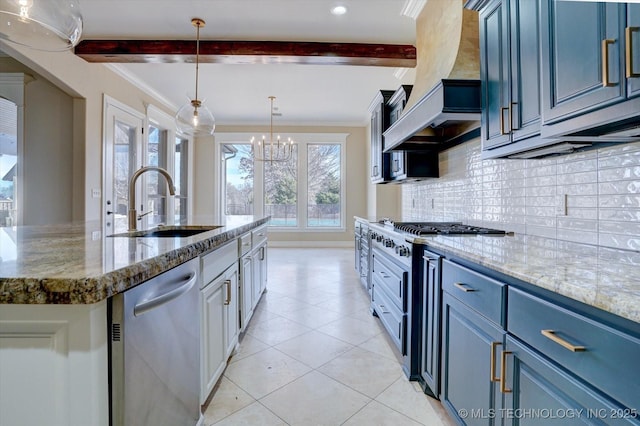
[268,240,354,248]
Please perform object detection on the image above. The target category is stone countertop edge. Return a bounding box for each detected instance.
[0,217,269,305]
[362,219,640,325]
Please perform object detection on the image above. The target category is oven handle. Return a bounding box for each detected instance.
[134,271,197,316]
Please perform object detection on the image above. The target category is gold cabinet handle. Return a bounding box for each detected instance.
[626,27,640,78]
[500,107,509,135]
[454,282,476,292]
[602,38,616,87]
[224,279,231,305]
[490,341,502,382]
[500,350,512,393]
[541,329,586,352]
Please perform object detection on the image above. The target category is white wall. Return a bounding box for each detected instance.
[23,73,74,224]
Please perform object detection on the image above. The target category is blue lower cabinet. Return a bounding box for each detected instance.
[441,292,505,426]
[502,335,640,426]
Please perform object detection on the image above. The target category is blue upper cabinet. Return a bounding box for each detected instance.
[541,1,626,125]
[629,4,640,99]
[479,0,511,150]
[476,0,541,157]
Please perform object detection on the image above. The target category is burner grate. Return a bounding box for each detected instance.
[392,222,507,236]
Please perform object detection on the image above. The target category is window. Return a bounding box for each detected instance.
[0,97,17,227]
[174,136,189,222]
[146,125,168,226]
[307,144,341,227]
[224,144,254,218]
[219,133,347,230]
[145,105,191,227]
[265,145,298,227]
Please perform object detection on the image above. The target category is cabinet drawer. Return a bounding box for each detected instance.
[201,241,237,287]
[372,282,405,353]
[508,288,640,411]
[238,233,252,256]
[372,249,407,311]
[252,225,268,248]
[442,259,506,326]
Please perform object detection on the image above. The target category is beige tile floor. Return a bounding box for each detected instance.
[204,247,455,426]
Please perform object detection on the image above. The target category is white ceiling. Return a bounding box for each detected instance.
[78,0,420,126]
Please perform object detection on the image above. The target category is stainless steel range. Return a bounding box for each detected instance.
[367,219,508,397]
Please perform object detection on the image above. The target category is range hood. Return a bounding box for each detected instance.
[384,0,481,152]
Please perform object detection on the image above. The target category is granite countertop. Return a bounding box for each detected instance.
[363,219,640,324]
[0,216,269,304]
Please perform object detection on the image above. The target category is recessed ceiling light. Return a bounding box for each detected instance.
[331,5,347,15]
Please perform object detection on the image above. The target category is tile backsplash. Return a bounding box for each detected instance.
[401,139,640,252]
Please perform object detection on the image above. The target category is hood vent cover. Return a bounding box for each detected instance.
[383,79,480,151]
[383,0,481,152]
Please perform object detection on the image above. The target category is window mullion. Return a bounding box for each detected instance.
[299,141,308,229]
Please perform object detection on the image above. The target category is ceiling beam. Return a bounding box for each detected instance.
[74,40,416,67]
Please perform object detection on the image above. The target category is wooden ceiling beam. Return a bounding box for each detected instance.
[74,40,416,67]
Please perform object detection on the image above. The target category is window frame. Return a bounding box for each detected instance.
[216,132,348,232]
[144,105,193,226]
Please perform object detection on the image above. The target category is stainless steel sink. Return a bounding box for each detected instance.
[109,225,222,238]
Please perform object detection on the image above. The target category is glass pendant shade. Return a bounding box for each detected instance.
[175,98,215,137]
[174,18,215,138]
[0,0,83,51]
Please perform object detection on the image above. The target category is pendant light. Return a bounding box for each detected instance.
[175,18,215,137]
[0,0,82,51]
[250,96,294,163]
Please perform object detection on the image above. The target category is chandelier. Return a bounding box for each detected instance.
[251,96,294,163]
[175,18,215,137]
[0,0,83,51]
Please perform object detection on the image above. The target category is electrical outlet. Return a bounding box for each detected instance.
[556,194,568,216]
[91,188,101,198]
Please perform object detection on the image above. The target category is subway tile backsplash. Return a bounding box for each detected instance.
[401,139,640,252]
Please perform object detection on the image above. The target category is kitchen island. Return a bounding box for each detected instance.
[0,216,269,426]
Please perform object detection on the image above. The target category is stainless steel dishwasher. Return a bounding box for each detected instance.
[109,257,201,426]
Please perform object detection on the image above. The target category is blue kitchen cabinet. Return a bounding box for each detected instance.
[474,0,541,156]
[420,251,441,398]
[629,4,640,99]
[441,292,505,426]
[502,335,640,426]
[507,287,640,418]
[440,260,507,425]
[369,90,394,184]
[541,1,626,125]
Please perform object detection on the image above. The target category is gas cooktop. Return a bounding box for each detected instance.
[380,220,509,236]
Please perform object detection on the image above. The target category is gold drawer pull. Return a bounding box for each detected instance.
[602,38,616,87]
[626,27,640,78]
[500,107,509,135]
[541,329,586,352]
[224,279,231,305]
[490,341,501,382]
[454,282,476,292]
[500,350,512,393]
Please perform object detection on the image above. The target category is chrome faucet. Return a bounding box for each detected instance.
[128,166,176,231]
